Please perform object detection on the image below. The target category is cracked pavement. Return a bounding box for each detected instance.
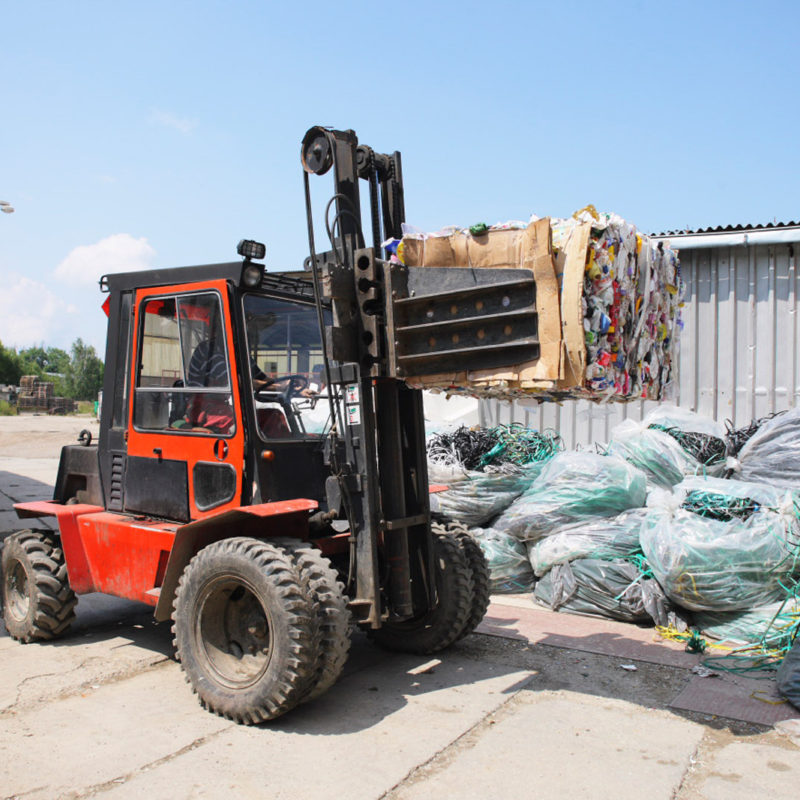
[1,415,799,799]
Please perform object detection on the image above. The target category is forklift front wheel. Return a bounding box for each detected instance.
[1,529,77,643]
[442,523,491,640]
[172,537,317,724]
[370,532,474,655]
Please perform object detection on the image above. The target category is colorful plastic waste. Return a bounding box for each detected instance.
[552,209,684,401]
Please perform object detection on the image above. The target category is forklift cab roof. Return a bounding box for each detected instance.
[100,261,319,305]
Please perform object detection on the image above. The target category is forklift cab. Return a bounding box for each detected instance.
[99,266,333,525]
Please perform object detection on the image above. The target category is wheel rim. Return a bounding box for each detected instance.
[6,559,30,622]
[194,575,273,689]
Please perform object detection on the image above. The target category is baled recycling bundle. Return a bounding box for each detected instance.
[399,209,683,401]
[533,558,670,625]
[434,408,800,658]
[489,452,647,541]
[527,508,648,577]
[607,406,728,489]
[427,424,563,526]
[730,407,800,488]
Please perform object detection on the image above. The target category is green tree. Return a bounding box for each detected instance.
[64,338,104,400]
[0,341,22,385]
[18,345,70,375]
[45,347,70,375]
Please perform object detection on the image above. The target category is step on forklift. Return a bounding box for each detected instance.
[1,127,540,723]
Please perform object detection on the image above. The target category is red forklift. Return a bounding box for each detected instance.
[2,127,539,723]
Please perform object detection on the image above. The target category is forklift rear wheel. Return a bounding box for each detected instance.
[1,530,77,643]
[277,542,352,703]
[172,537,317,724]
[370,531,474,654]
[442,523,491,640]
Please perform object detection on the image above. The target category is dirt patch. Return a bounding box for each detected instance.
[0,414,99,458]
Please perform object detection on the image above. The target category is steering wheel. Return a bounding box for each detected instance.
[254,374,309,405]
[277,374,309,395]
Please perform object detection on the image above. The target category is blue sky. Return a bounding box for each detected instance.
[1,0,799,354]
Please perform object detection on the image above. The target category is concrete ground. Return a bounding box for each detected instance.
[1,414,799,800]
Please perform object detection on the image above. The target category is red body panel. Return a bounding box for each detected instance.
[14,499,319,606]
[76,512,178,604]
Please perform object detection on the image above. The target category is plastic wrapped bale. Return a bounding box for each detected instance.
[639,504,800,613]
[426,425,561,526]
[492,452,647,541]
[532,558,669,624]
[694,598,800,649]
[607,406,727,488]
[527,508,648,577]
[472,528,535,593]
[644,405,727,457]
[777,634,800,711]
[607,420,699,489]
[428,461,543,527]
[733,407,800,489]
[675,475,795,522]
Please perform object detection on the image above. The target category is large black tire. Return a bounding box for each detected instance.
[447,524,491,639]
[172,537,317,724]
[279,542,351,703]
[1,529,77,642]
[370,531,474,654]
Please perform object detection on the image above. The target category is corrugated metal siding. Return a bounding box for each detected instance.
[479,241,800,448]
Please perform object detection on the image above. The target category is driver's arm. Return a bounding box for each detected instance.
[251,360,274,391]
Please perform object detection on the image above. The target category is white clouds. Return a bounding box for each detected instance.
[55,233,156,286]
[148,108,197,135]
[0,272,79,348]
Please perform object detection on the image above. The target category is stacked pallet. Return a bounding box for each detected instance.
[17,376,76,414]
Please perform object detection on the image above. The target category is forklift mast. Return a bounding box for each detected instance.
[300,127,433,628]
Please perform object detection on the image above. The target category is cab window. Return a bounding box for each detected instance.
[133,292,235,436]
[243,295,331,440]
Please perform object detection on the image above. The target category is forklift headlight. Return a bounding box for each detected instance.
[237,239,266,260]
[240,262,265,289]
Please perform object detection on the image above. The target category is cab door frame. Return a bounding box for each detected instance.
[126,278,246,521]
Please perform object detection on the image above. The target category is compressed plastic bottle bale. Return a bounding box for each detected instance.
[639,506,798,613]
[527,508,648,577]
[734,407,800,489]
[428,461,543,527]
[472,527,536,594]
[607,420,699,489]
[694,598,800,649]
[492,452,648,541]
[532,558,667,624]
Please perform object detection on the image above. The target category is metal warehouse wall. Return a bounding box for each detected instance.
[479,239,800,449]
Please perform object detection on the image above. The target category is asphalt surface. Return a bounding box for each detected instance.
[1,414,799,800]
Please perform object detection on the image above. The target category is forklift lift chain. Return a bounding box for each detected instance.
[1,529,77,642]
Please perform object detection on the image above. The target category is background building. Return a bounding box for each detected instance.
[479,222,800,448]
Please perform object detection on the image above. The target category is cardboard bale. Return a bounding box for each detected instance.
[399,210,683,402]
[402,218,563,394]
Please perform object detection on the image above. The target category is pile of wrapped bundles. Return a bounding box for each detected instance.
[398,208,683,401]
[442,406,800,655]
